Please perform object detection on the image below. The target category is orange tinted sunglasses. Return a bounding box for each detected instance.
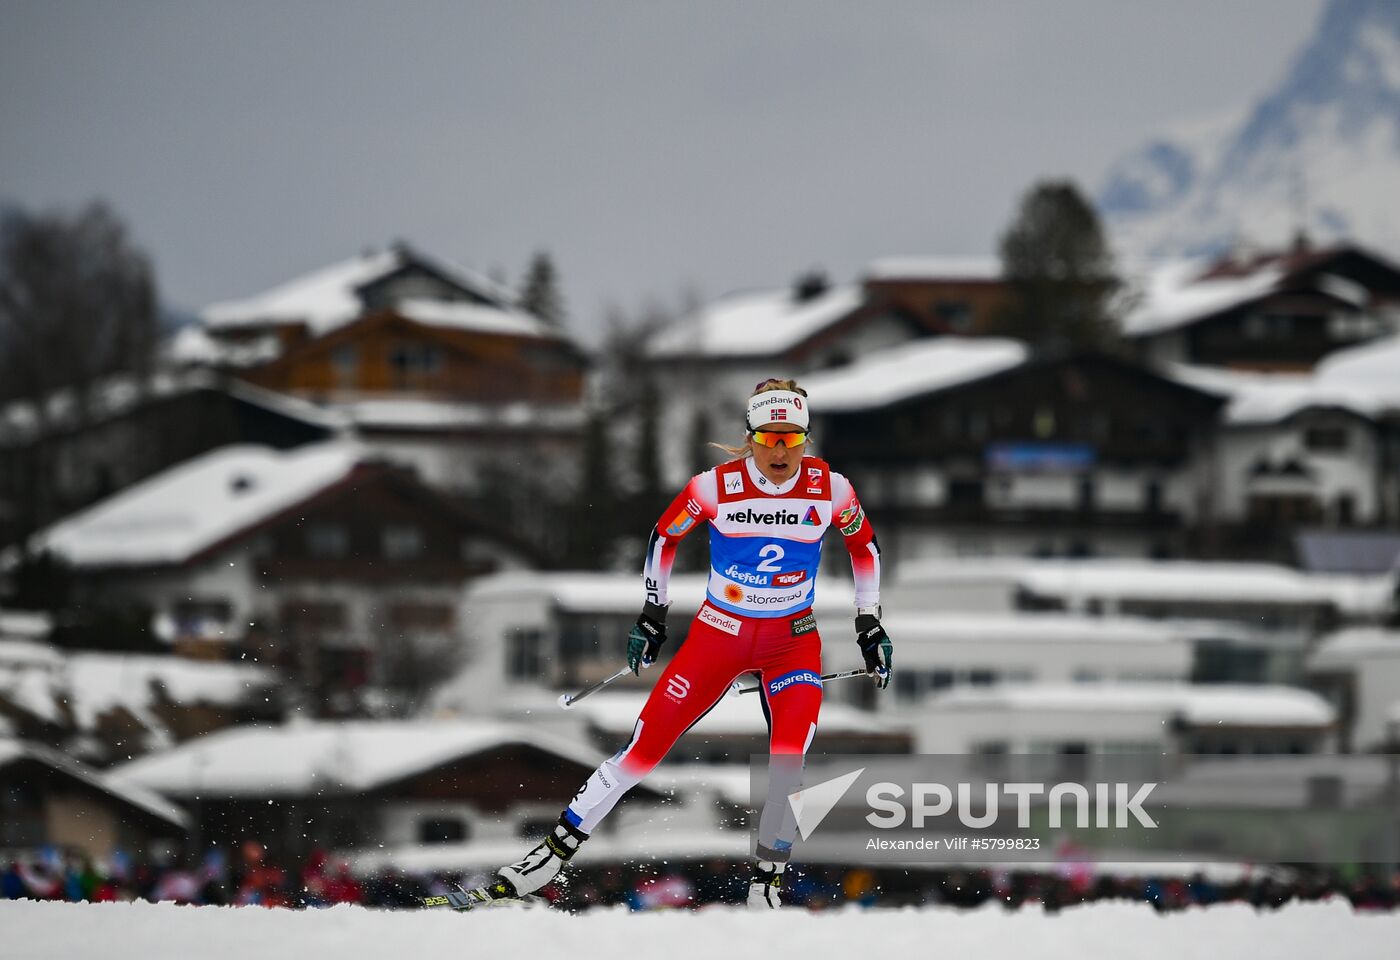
[751,430,808,448]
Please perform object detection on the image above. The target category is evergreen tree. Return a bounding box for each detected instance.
[989,180,1122,354]
[518,251,566,328]
[567,408,615,568]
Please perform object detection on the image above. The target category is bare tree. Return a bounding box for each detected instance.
[0,201,158,412]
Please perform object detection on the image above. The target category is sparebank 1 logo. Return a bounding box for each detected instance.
[788,767,865,840]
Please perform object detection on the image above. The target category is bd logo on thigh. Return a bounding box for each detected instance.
[666,674,691,701]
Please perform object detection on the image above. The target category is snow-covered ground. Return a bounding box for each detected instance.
[5,899,1400,960]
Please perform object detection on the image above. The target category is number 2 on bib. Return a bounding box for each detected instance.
[756,544,785,571]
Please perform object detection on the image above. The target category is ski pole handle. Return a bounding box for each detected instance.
[558,665,632,709]
[727,668,869,697]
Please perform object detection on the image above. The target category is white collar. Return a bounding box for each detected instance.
[745,457,800,496]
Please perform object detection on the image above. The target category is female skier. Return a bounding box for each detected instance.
[480,378,892,909]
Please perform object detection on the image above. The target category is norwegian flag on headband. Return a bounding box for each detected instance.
[770,409,788,421]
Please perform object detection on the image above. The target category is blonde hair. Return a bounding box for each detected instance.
[709,378,809,458]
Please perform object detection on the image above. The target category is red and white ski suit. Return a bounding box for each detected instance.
[563,455,880,842]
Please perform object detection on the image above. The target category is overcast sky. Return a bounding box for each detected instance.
[0,0,1327,340]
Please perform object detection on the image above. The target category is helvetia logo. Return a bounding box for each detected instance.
[801,506,821,526]
[725,508,800,524]
[789,767,866,840]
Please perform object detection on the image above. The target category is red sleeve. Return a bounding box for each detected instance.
[831,471,880,609]
[643,470,718,607]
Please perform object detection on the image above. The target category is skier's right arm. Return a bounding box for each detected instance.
[642,470,718,607]
[629,472,717,673]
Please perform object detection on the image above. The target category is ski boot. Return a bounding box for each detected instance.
[747,859,784,910]
[496,815,589,898]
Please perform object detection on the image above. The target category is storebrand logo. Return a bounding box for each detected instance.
[725,508,800,524]
[724,472,744,495]
[745,588,808,605]
[665,675,691,700]
[698,605,742,636]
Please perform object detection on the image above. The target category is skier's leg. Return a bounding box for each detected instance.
[500,612,746,897]
[748,624,823,908]
[753,628,823,864]
[564,617,745,833]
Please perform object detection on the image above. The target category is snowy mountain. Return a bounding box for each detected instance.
[1099,0,1400,259]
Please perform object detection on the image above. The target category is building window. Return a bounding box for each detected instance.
[388,601,454,631]
[389,341,443,388]
[417,817,468,844]
[1144,478,1163,514]
[383,525,424,560]
[1303,425,1348,452]
[307,523,349,559]
[935,300,973,332]
[1077,475,1096,513]
[947,478,984,507]
[279,600,348,634]
[1335,493,1356,527]
[172,598,234,638]
[1033,408,1056,439]
[507,627,545,679]
[331,344,358,389]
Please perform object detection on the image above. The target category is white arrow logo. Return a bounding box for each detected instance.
[788,767,865,840]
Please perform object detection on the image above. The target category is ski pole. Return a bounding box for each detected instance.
[558,665,633,709]
[727,667,870,697]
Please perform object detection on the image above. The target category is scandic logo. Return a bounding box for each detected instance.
[787,771,1159,840]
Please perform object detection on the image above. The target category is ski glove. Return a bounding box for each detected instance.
[855,611,893,689]
[628,600,669,675]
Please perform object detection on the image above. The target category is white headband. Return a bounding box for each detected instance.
[746,390,809,430]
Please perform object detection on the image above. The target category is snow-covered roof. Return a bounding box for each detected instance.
[31,441,364,567]
[897,558,1338,608]
[340,398,586,433]
[573,691,893,736]
[880,612,1187,646]
[395,298,556,340]
[1122,259,1287,338]
[929,683,1335,727]
[1169,361,1400,425]
[65,653,277,737]
[0,610,52,641]
[110,720,601,799]
[464,571,858,616]
[863,256,1002,282]
[0,739,187,828]
[1308,628,1400,668]
[801,337,1028,413]
[0,368,345,444]
[201,246,518,336]
[0,647,276,746]
[1316,330,1400,393]
[349,827,751,875]
[648,285,863,359]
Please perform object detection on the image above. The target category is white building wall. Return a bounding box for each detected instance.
[1213,415,1381,524]
[911,703,1172,753]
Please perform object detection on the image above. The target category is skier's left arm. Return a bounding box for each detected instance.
[831,471,892,688]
